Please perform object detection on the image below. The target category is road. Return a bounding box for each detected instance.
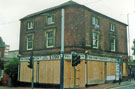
[109,84,135,89]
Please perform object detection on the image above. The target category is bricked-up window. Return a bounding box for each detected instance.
[110,23,116,31]
[0,69,3,78]
[92,16,99,25]
[92,32,99,49]
[110,37,116,51]
[47,14,56,25]
[27,21,34,30]
[27,34,34,50]
[45,29,55,48]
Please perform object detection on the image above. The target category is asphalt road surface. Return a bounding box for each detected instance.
[109,84,135,89]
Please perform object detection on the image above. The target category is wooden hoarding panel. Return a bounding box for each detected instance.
[20,61,37,82]
[38,60,60,84]
[87,61,105,84]
[76,60,85,88]
[64,60,74,88]
[107,62,116,80]
[64,60,85,88]
[123,62,128,76]
[107,62,116,76]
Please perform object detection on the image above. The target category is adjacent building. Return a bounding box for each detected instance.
[0,37,5,58]
[0,37,5,84]
[4,45,10,58]
[19,1,128,88]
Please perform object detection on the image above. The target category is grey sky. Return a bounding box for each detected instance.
[0,0,135,56]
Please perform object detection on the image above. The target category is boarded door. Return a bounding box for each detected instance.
[106,62,116,80]
[64,60,85,88]
[87,61,105,84]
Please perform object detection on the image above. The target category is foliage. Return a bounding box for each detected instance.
[132,39,135,55]
[4,57,18,78]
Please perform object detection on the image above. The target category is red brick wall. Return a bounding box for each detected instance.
[1,72,9,85]
[19,6,128,58]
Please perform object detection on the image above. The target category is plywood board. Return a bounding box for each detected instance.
[123,62,128,76]
[38,60,60,84]
[107,62,116,76]
[64,60,85,88]
[87,61,105,84]
[20,61,37,82]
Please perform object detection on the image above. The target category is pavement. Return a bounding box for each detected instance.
[0,80,135,89]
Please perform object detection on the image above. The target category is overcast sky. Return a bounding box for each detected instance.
[0,0,135,56]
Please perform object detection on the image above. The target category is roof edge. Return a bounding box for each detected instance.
[20,1,127,26]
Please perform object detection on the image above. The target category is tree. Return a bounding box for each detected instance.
[4,57,18,86]
[132,39,135,55]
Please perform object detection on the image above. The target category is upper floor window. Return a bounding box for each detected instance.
[45,29,55,48]
[110,36,116,52]
[47,14,56,25]
[27,21,34,30]
[92,32,99,49]
[110,23,116,31]
[92,16,99,25]
[27,34,34,50]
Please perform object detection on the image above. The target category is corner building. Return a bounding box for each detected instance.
[19,1,128,88]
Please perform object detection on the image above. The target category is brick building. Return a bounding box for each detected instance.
[0,36,6,84]
[0,36,5,80]
[19,1,128,88]
[0,37,5,58]
[0,37,10,85]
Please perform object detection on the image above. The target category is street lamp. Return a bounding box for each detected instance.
[85,50,88,85]
[127,13,130,57]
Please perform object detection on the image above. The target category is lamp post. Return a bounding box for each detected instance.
[85,50,88,85]
[60,8,64,89]
[127,13,130,57]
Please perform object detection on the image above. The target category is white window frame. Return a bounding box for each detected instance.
[47,14,55,25]
[110,24,115,31]
[27,34,34,50]
[27,21,34,30]
[92,32,99,49]
[110,37,116,52]
[45,29,55,48]
[92,16,99,25]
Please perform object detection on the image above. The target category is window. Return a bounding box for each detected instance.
[110,37,116,51]
[47,14,56,25]
[0,69,3,78]
[27,21,34,30]
[27,34,34,50]
[45,29,55,48]
[110,23,115,31]
[92,16,99,25]
[92,33,99,49]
